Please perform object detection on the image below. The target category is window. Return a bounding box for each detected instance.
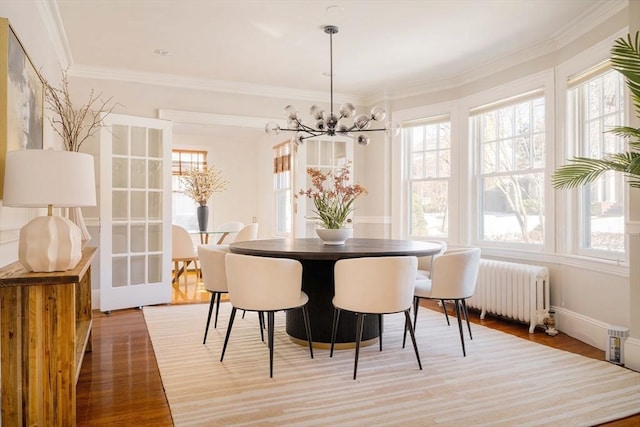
[273,142,292,237]
[404,116,451,238]
[568,67,625,254]
[471,92,545,245]
[172,149,207,230]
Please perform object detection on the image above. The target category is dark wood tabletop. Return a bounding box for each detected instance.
[229,238,441,260]
[228,238,442,345]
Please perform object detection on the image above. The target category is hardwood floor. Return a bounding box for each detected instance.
[76,273,639,426]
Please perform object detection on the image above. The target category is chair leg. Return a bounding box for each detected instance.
[453,300,466,357]
[353,313,365,380]
[203,291,216,344]
[461,299,472,340]
[441,299,450,325]
[213,292,222,328]
[330,308,341,357]
[301,306,314,359]
[258,311,265,342]
[267,311,275,378]
[220,307,237,362]
[403,296,420,349]
[404,309,422,370]
[378,314,383,352]
[242,310,246,319]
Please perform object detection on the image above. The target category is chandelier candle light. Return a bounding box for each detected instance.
[265,25,399,145]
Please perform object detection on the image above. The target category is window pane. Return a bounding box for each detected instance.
[482,112,497,141]
[411,128,424,151]
[481,173,544,244]
[515,102,530,135]
[411,152,424,178]
[404,116,451,239]
[172,149,207,228]
[410,180,448,238]
[572,69,625,254]
[498,138,514,172]
[424,126,437,150]
[439,150,451,177]
[439,123,451,148]
[533,135,544,169]
[473,94,545,246]
[482,142,497,174]
[498,107,514,139]
[516,136,531,170]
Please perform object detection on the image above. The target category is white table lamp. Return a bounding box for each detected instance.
[3,150,97,272]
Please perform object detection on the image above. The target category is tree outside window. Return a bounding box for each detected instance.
[472,95,545,245]
[405,119,450,238]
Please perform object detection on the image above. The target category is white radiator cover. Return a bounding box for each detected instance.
[467,259,550,333]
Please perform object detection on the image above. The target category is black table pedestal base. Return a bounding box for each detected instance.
[286,259,379,345]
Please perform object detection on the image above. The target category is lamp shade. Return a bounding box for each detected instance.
[2,149,97,272]
[3,149,96,208]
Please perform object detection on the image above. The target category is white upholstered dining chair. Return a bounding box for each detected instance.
[330,256,421,380]
[198,245,231,344]
[416,240,447,280]
[408,247,481,357]
[172,224,199,285]
[221,253,313,378]
[231,223,258,243]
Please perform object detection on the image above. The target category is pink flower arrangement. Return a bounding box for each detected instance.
[297,162,367,229]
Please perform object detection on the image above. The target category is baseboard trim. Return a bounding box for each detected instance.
[536,306,639,372]
[552,306,609,351]
[623,337,640,372]
[92,290,101,311]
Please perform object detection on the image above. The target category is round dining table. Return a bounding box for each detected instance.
[229,238,442,347]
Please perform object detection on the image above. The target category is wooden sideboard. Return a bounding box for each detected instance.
[0,246,97,426]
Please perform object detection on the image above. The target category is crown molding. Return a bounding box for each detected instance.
[68,64,366,105]
[551,0,628,47]
[49,0,627,107]
[157,109,273,129]
[38,0,73,70]
[368,0,628,104]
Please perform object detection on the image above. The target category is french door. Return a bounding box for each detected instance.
[294,138,353,237]
[99,114,173,311]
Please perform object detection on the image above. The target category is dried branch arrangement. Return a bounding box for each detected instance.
[42,69,118,152]
[180,165,228,206]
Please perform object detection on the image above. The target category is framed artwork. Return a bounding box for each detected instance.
[0,17,44,199]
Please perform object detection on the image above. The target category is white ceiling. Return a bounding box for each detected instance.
[55,0,622,102]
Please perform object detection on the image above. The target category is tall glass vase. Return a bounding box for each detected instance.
[197,205,209,232]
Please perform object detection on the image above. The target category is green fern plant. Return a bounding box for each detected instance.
[552,31,640,189]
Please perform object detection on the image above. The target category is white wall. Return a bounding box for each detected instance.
[0,1,637,367]
[172,129,262,232]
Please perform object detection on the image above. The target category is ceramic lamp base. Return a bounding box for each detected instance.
[315,228,353,245]
[18,215,83,272]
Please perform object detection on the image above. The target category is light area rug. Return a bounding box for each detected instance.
[143,303,640,427]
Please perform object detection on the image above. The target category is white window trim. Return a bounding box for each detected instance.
[391,101,459,242]
[460,69,556,253]
[555,28,628,264]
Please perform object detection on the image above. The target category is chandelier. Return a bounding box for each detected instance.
[265,25,398,146]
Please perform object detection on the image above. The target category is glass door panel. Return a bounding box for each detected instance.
[100,114,172,312]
